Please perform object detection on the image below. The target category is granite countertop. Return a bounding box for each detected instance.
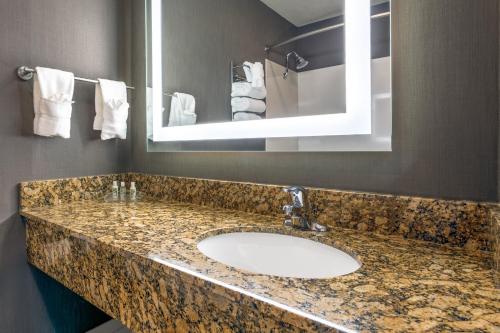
[21,199,499,332]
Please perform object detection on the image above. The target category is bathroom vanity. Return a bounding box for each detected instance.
[2,0,500,331]
[20,174,499,332]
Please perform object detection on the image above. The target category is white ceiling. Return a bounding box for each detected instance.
[260,0,389,27]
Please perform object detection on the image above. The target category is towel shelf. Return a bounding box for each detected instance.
[16,66,174,97]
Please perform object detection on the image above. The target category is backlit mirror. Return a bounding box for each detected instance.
[146,0,391,151]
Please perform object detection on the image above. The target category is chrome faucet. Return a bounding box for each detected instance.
[282,186,327,232]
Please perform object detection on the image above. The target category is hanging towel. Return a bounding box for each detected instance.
[231,97,266,113]
[33,67,74,138]
[231,82,267,100]
[243,62,253,82]
[94,79,129,140]
[250,62,265,88]
[168,92,196,127]
[233,112,263,121]
[242,62,265,88]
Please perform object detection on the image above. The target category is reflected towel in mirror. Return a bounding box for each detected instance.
[231,97,266,113]
[231,82,267,99]
[233,112,263,121]
[243,61,265,88]
[168,92,196,127]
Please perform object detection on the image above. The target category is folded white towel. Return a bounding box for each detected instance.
[168,92,196,127]
[33,67,74,138]
[231,97,266,113]
[231,82,267,99]
[233,112,263,121]
[94,79,129,140]
[242,62,265,88]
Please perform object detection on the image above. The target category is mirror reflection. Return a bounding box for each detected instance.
[147,0,391,151]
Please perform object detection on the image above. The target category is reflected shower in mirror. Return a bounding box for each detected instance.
[146,0,391,151]
[283,51,309,79]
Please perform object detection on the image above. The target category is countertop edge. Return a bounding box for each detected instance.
[21,211,350,332]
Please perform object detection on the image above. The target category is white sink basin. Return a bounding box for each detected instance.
[197,232,360,278]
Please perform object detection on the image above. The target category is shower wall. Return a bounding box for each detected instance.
[265,60,299,151]
[265,57,391,151]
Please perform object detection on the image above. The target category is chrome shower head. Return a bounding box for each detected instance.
[295,54,309,70]
[283,51,309,79]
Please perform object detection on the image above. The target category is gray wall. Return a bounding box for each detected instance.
[132,0,499,202]
[0,0,131,331]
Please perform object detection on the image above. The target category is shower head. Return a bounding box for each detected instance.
[283,51,309,79]
[294,54,309,70]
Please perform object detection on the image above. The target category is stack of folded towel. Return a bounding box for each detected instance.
[33,67,75,138]
[94,79,129,140]
[231,61,266,121]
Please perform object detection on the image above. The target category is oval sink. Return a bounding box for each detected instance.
[197,232,360,278]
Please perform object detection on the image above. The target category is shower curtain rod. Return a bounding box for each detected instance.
[16,66,175,97]
[265,11,390,52]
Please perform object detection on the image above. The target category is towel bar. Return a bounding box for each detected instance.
[16,66,174,97]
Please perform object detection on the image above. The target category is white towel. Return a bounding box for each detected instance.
[250,62,265,88]
[231,82,267,99]
[168,92,196,127]
[242,62,265,88]
[94,79,129,140]
[231,97,266,113]
[33,67,74,138]
[243,62,253,82]
[233,112,263,121]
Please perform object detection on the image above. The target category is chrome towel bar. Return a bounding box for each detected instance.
[17,65,174,97]
[17,66,135,90]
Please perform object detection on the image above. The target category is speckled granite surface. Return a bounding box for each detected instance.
[491,207,500,286]
[19,174,131,209]
[20,173,493,252]
[22,199,499,332]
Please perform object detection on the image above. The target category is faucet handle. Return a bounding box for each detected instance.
[283,186,306,208]
[283,186,306,194]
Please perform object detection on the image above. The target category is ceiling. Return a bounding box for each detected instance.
[260,0,389,27]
